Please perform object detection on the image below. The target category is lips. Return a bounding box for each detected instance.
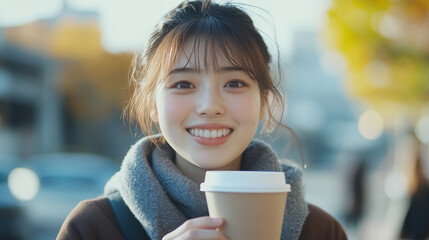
[186,125,233,146]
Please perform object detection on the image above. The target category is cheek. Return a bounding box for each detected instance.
[156,94,189,126]
[229,94,261,123]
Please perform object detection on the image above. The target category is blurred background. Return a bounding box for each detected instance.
[0,0,428,239]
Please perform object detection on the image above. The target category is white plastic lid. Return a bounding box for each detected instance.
[200,171,291,193]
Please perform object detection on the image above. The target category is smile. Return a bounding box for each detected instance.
[187,128,232,138]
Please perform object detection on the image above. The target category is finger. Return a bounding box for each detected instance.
[184,217,224,229]
[182,228,228,240]
[163,217,224,240]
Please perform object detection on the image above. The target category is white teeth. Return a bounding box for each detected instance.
[204,130,210,138]
[188,128,231,138]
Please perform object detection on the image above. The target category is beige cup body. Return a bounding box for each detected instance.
[205,191,287,240]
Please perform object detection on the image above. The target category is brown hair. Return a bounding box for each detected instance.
[126,0,285,142]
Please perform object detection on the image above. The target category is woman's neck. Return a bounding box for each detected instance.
[175,153,241,184]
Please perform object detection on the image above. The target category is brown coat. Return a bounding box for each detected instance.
[57,197,347,240]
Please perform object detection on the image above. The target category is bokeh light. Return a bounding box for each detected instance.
[384,170,408,200]
[8,167,40,201]
[415,114,429,144]
[358,109,384,140]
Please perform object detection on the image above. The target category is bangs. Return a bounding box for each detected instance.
[154,14,269,82]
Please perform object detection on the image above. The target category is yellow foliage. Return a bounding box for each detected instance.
[49,18,104,59]
[324,0,429,122]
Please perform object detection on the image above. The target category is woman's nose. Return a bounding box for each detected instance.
[195,86,224,117]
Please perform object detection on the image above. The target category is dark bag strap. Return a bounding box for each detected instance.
[106,191,150,240]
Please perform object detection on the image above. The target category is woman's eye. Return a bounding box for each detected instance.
[225,80,246,88]
[173,81,195,89]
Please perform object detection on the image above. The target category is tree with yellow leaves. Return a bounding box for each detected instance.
[324,0,429,123]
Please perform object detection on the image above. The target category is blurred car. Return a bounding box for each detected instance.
[0,154,27,240]
[21,153,119,240]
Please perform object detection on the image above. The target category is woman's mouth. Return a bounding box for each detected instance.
[187,128,232,138]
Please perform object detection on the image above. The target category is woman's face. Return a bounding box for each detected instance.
[153,39,264,169]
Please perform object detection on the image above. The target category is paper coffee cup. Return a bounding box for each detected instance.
[200,171,291,240]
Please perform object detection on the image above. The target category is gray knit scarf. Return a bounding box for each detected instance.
[104,135,308,240]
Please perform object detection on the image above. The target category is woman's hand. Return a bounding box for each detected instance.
[162,216,228,240]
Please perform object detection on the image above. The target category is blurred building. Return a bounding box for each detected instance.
[0,6,135,161]
[0,38,60,156]
[0,5,136,239]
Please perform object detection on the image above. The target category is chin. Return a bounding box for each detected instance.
[199,159,237,170]
[195,162,222,170]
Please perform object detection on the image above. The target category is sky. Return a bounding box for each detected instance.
[0,0,331,55]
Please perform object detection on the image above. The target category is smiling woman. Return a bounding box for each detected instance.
[152,38,264,170]
[127,6,284,143]
[57,1,348,239]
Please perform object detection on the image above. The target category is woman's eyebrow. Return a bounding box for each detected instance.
[168,67,199,75]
